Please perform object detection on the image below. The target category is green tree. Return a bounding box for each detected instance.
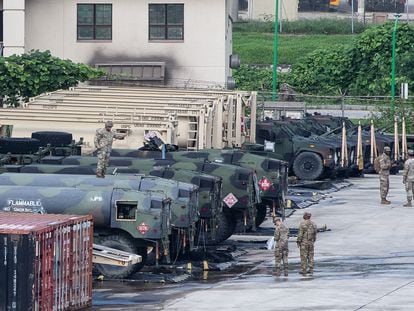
[0,50,103,106]
[289,23,414,96]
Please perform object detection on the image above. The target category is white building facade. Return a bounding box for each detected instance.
[1,0,238,88]
[238,0,299,21]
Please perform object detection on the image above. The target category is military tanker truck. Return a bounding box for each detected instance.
[0,173,199,252]
[0,184,171,279]
[74,157,259,230]
[110,148,288,224]
[58,156,260,233]
[0,163,227,244]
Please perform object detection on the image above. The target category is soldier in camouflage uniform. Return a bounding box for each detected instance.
[379,146,392,204]
[274,217,289,277]
[297,212,317,275]
[403,149,414,207]
[94,121,126,178]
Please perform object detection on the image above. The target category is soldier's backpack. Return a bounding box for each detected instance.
[374,156,381,173]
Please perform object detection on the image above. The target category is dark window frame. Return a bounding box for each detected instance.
[148,3,184,41]
[77,3,112,41]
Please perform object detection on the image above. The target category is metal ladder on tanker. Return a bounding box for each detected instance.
[186,118,199,150]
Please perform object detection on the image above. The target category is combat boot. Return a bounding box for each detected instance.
[284,270,288,277]
[307,269,313,276]
[299,270,307,275]
[403,201,412,207]
[96,173,104,178]
[380,199,391,205]
[275,269,281,277]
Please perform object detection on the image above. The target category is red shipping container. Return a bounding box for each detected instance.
[0,212,93,311]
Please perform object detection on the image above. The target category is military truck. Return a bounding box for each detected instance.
[110,148,288,224]
[0,173,198,247]
[59,156,260,233]
[305,115,398,174]
[0,184,171,279]
[256,121,338,180]
[1,163,226,244]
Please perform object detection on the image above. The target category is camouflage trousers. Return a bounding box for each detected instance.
[274,246,288,272]
[299,242,314,273]
[405,181,414,201]
[97,151,110,176]
[379,174,389,200]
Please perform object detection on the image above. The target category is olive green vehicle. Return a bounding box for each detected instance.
[110,148,288,224]
[0,183,171,279]
[0,172,198,232]
[1,163,227,243]
[60,156,260,234]
[255,121,338,180]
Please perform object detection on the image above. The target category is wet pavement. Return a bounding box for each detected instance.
[91,174,414,310]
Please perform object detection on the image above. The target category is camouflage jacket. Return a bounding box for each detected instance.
[94,128,124,153]
[274,223,289,249]
[403,158,414,182]
[297,219,317,245]
[379,153,391,175]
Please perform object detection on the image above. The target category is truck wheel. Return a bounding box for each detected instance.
[203,212,236,245]
[293,152,324,180]
[255,204,267,227]
[0,137,41,154]
[94,233,146,279]
[31,131,73,147]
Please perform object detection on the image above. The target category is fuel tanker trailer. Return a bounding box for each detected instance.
[111,148,288,225]
[0,184,172,279]
[0,173,199,254]
[61,156,261,234]
[2,164,227,244]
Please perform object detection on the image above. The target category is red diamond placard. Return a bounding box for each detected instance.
[137,222,150,234]
[259,177,271,191]
[223,193,238,208]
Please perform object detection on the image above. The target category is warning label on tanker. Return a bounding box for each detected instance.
[223,193,238,208]
[137,222,150,234]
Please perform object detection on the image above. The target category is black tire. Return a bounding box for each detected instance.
[202,212,236,245]
[255,204,267,227]
[31,131,73,147]
[292,152,324,180]
[0,137,41,154]
[94,233,146,279]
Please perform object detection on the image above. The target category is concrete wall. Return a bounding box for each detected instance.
[23,0,232,87]
[3,0,26,56]
[239,0,299,21]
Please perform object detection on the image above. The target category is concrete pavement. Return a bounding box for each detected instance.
[164,174,414,310]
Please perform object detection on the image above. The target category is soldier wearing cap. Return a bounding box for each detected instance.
[94,121,126,178]
[273,217,289,277]
[297,212,317,275]
[379,146,392,204]
[403,149,414,207]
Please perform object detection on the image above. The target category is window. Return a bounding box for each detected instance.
[149,4,184,40]
[239,0,248,11]
[77,4,112,40]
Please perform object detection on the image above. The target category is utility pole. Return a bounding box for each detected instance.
[272,0,279,101]
[391,14,401,116]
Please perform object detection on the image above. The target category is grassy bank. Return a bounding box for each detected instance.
[233,32,354,66]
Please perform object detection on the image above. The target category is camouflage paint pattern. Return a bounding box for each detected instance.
[3,164,221,221]
[0,173,198,229]
[0,184,171,242]
[111,148,288,202]
[61,156,259,213]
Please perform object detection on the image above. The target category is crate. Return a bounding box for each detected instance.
[0,212,93,311]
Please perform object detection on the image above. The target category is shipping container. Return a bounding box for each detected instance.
[0,212,93,311]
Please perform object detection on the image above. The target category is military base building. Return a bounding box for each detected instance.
[0,0,240,88]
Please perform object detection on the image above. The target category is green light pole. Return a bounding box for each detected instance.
[272,0,279,101]
[391,14,401,116]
